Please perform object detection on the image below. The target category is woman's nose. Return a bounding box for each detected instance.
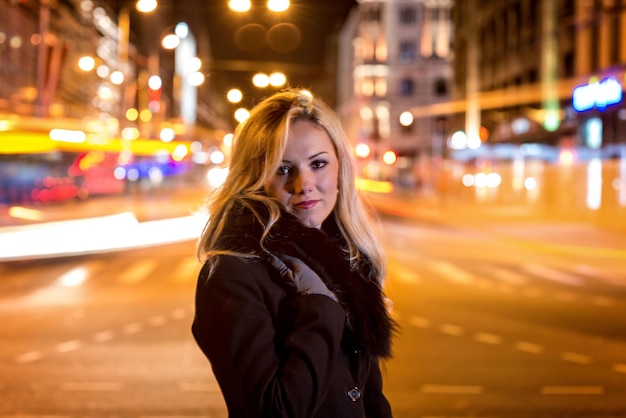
[293,171,313,194]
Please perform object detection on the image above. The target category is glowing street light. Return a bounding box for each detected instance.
[136,0,157,13]
[269,72,286,87]
[382,150,397,165]
[234,108,250,123]
[188,57,202,72]
[78,56,96,72]
[229,0,251,12]
[267,0,290,12]
[227,88,243,103]
[161,34,180,50]
[188,72,205,87]
[252,73,270,88]
[110,70,125,85]
[399,111,414,127]
[355,143,371,159]
[148,75,162,90]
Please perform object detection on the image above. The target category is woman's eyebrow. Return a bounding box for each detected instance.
[309,151,328,159]
[281,151,328,163]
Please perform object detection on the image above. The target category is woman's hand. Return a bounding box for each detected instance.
[267,254,338,302]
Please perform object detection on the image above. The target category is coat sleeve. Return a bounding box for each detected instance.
[192,255,346,418]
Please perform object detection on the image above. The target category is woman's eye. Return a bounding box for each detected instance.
[312,160,327,169]
[277,166,291,175]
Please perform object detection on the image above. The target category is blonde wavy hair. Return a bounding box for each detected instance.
[197,89,387,284]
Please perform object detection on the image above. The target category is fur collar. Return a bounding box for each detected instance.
[217,200,395,358]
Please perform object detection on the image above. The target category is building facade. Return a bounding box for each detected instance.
[337,0,454,187]
[453,0,626,153]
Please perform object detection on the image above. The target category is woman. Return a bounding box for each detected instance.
[192,89,396,418]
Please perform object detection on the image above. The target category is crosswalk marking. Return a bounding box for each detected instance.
[515,341,544,354]
[490,267,527,285]
[521,263,583,286]
[123,322,143,334]
[562,351,592,364]
[56,340,82,353]
[541,386,603,395]
[179,382,221,392]
[61,382,123,391]
[93,330,115,343]
[474,332,502,345]
[440,323,464,336]
[391,264,420,284]
[174,256,200,283]
[570,264,626,287]
[430,261,475,285]
[408,316,430,328]
[421,384,483,394]
[117,259,158,285]
[15,351,43,363]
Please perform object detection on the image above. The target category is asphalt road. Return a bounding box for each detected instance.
[1,191,626,417]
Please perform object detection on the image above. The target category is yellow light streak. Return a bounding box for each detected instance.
[8,206,45,221]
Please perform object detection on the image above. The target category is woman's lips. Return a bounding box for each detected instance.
[294,200,319,210]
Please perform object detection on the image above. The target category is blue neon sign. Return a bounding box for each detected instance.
[572,76,623,112]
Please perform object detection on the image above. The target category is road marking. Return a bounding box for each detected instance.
[474,332,502,345]
[93,330,115,343]
[515,341,544,354]
[522,264,582,286]
[117,259,158,285]
[148,314,167,327]
[571,264,626,286]
[15,351,43,363]
[179,382,221,392]
[391,264,420,284]
[613,363,626,374]
[408,316,430,328]
[58,266,90,287]
[123,322,143,334]
[491,267,527,285]
[421,384,483,394]
[430,261,475,285]
[171,308,188,320]
[440,324,464,336]
[0,416,72,418]
[561,352,592,364]
[554,291,577,302]
[541,386,603,395]
[475,279,493,290]
[590,296,614,307]
[495,283,514,294]
[522,287,544,298]
[174,256,200,283]
[56,340,82,353]
[61,382,123,391]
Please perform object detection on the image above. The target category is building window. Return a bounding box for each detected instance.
[399,78,414,96]
[398,40,417,63]
[434,78,447,96]
[399,6,417,25]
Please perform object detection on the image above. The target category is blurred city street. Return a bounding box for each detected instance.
[2,0,626,416]
[1,183,626,417]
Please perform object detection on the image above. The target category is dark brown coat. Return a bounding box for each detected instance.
[192,202,395,417]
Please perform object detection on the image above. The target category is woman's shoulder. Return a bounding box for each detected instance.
[201,254,266,280]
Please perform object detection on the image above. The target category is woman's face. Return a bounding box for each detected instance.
[265,120,339,229]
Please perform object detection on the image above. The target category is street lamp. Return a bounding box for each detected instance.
[116,0,158,126]
[227,89,243,104]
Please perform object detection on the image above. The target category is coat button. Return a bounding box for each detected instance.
[347,387,361,402]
